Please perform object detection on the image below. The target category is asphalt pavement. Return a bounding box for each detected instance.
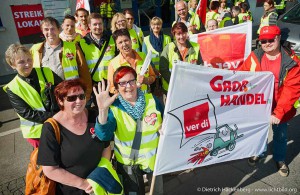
[1,87,300,195]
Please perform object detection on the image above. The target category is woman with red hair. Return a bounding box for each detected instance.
[94,66,164,195]
[37,79,112,194]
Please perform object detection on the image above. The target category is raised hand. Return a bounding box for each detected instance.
[93,80,118,110]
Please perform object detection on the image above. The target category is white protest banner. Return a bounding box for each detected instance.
[153,62,274,176]
[189,22,252,70]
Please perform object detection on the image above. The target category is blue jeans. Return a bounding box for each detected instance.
[272,122,288,162]
[258,122,287,162]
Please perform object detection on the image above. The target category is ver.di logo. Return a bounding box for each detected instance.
[183,102,210,138]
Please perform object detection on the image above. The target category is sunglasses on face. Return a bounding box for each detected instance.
[260,39,275,44]
[65,94,86,102]
[118,79,136,87]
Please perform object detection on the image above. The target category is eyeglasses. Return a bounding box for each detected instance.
[260,38,275,44]
[65,94,86,102]
[117,20,126,24]
[118,79,136,87]
[126,17,134,21]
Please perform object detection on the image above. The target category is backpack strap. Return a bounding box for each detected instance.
[45,118,61,144]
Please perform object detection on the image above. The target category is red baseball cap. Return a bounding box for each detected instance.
[259,26,281,40]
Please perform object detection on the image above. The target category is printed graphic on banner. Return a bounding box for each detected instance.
[189,22,252,71]
[154,62,274,176]
[198,34,246,69]
[10,4,44,44]
[183,102,210,138]
[168,96,217,148]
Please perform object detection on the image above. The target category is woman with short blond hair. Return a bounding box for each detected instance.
[142,16,171,94]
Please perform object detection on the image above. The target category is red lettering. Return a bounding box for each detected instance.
[246,94,254,104]
[210,76,223,92]
[221,93,267,106]
[210,76,249,92]
[221,95,231,106]
[223,81,231,92]
[229,95,238,105]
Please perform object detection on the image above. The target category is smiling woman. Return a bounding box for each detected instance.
[37,79,112,194]
[3,44,62,147]
[107,29,156,94]
[94,66,164,195]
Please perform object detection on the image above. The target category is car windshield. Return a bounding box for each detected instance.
[281,4,300,23]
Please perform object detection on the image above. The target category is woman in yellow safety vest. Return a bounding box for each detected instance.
[142,17,171,94]
[60,15,82,43]
[257,0,278,34]
[159,22,203,97]
[4,44,62,148]
[111,12,144,52]
[123,9,144,52]
[94,66,164,195]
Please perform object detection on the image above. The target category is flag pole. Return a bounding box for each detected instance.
[149,174,156,195]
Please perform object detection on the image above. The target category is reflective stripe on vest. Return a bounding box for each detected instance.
[112,52,149,92]
[114,131,159,147]
[110,94,162,171]
[61,41,79,80]
[250,56,257,72]
[3,68,53,138]
[162,41,200,92]
[31,42,79,80]
[144,35,171,70]
[80,36,115,81]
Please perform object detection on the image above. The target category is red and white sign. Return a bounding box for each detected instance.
[190,22,252,70]
[184,102,210,138]
[154,62,274,176]
[10,4,44,44]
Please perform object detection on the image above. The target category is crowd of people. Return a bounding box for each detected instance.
[3,0,300,194]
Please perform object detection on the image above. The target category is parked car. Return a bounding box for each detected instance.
[277,2,300,56]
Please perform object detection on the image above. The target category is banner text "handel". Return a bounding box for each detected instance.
[210,76,267,106]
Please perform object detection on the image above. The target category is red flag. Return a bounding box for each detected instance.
[196,0,207,25]
[76,0,90,12]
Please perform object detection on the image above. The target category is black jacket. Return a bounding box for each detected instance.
[6,69,62,123]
